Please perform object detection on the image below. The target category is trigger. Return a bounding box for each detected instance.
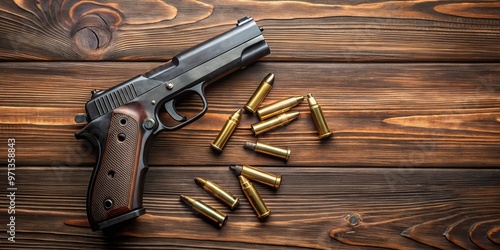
[165,100,186,122]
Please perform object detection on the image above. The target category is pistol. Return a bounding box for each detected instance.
[74,17,270,231]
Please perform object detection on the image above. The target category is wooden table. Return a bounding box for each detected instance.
[1,1,499,249]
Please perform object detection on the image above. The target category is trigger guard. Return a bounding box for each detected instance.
[192,83,206,101]
[158,82,208,131]
[190,82,208,112]
[188,83,208,119]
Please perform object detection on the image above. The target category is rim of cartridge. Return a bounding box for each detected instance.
[244,104,257,113]
[274,175,282,189]
[258,209,271,220]
[217,215,228,228]
[283,148,291,161]
[230,198,240,210]
[210,143,223,152]
[318,131,333,139]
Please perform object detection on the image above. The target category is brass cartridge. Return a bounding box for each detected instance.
[257,96,304,120]
[238,175,271,220]
[251,111,300,136]
[244,141,290,161]
[230,165,281,189]
[195,177,240,209]
[244,73,275,113]
[211,109,242,152]
[180,195,227,228]
[307,93,332,139]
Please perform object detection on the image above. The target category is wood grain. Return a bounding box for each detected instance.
[1,166,499,249]
[469,219,500,250]
[401,214,472,249]
[1,62,499,168]
[489,226,500,245]
[444,215,500,249]
[0,0,499,61]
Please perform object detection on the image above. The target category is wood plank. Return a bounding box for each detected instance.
[0,0,499,61]
[1,62,499,167]
[2,166,499,249]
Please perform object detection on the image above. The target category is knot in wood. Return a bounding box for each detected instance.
[72,14,112,54]
[345,213,361,226]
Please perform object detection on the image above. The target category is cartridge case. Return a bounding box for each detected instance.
[251,111,300,136]
[244,141,290,161]
[211,109,242,152]
[230,165,281,189]
[244,73,275,113]
[180,195,227,228]
[238,175,271,220]
[307,93,332,139]
[195,177,240,209]
[257,96,304,120]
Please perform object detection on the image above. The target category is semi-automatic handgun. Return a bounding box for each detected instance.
[74,17,270,231]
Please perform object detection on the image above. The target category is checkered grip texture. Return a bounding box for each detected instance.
[90,113,139,223]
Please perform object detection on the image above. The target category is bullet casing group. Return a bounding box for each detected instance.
[183,73,332,227]
[181,164,282,227]
[210,73,332,163]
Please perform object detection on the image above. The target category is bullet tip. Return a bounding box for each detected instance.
[238,174,248,181]
[238,175,251,186]
[179,195,187,203]
[179,195,195,206]
[293,96,305,105]
[306,93,318,106]
[229,165,243,175]
[194,177,207,186]
[243,141,256,150]
[231,108,243,118]
[263,73,275,85]
[287,111,300,120]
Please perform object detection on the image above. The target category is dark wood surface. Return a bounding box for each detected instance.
[1,1,499,249]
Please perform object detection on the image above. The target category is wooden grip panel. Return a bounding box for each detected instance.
[90,112,140,224]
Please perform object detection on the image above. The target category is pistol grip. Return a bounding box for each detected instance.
[84,106,150,231]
